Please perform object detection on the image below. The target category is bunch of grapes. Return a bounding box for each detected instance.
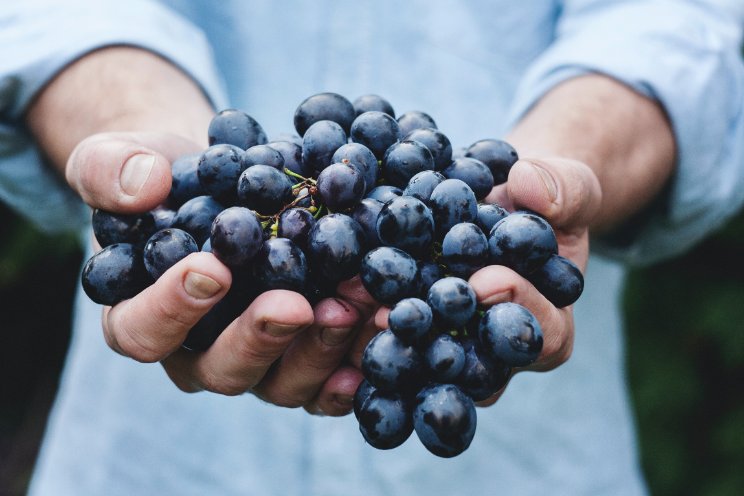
[81,92,584,457]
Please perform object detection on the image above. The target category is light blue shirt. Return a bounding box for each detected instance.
[1,1,743,495]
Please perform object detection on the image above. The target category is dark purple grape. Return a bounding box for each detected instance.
[403,170,445,205]
[306,213,365,282]
[376,195,434,257]
[427,277,476,329]
[316,162,366,211]
[278,207,316,249]
[353,94,395,118]
[294,92,356,136]
[271,132,303,147]
[150,206,176,231]
[413,383,476,458]
[488,212,558,275]
[143,228,198,280]
[527,254,584,308]
[404,128,452,171]
[417,260,444,297]
[382,140,435,188]
[241,144,285,170]
[396,110,437,137]
[358,389,414,450]
[302,268,337,305]
[476,203,509,233]
[209,206,263,269]
[268,140,309,178]
[350,111,401,160]
[456,338,511,401]
[172,195,225,246]
[236,164,293,215]
[441,222,489,278]
[252,237,307,293]
[168,153,205,208]
[360,247,421,306]
[350,198,383,249]
[479,302,543,367]
[366,185,402,203]
[425,334,466,383]
[81,243,151,306]
[465,139,518,185]
[442,157,494,201]
[332,142,379,193]
[301,120,347,175]
[353,379,375,420]
[429,179,478,238]
[197,144,245,204]
[361,329,423,393]
[208,109,267,150]
[92,209,157,248]
[388,298,432,345]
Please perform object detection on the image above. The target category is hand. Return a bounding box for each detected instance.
[68,131,377,415]
[369,156,602,405]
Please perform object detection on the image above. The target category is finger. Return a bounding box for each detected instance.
[374,306,391,330]
[251,298,361,407]
[103,252,231,362]
[66,132,202,213]
[335,275,379,320]
[304,365,365,416]
[346,314,383,370]
[162,290,314,396]
[469,265,573,372]
[506,158,602,232]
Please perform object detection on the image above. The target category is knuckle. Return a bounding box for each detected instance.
[199,373,247,397]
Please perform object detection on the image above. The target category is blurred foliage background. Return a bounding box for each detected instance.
[0,199,742,495]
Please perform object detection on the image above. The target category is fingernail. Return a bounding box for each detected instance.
[265,321,299,337]
[320,327,353,346]
[334,394,354,407]
[527,162,558,202]
[120,153,155,196]
[480,290,513,307]
[184,272,222,299]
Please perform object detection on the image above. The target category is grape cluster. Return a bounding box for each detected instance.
[81,92,585,457]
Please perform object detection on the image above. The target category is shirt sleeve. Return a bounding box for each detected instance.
[0,0,228,233]
[506,0,744,266]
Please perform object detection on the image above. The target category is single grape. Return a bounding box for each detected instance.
[150,206,176,231]
[526,254,584,308]
[353,94,395,118]
[92,209,156,248]
[366,185,403,203]
[456,338,511,401]
[353,379,375,420]
[350,111,401,160]
[241,144,285,170]
[361,329,423,393]
[81,243,151,306]
[172,195,225,246]
[350,198,384,249]
[143,228,198,280]
[476,203,509,233]
[429,179,478,238]
[442,157,494,201]
[465,139,518,185]
[427,277,476,329]
[168,153,205,208]
[413,383,476,458]
[396,110,437,137]
[441,222,489,278]
[208,109,267,150]
[358,389,414,450]
[331,142,379,193]
[268,140,310,178]
[402,170,445,205]
[306,213,365,282]
[316,162,366,211]
[382,140,435,187]
[301,120,348,175]
[478,302,543,367]
[360,246,421,306]
[417,260,444,297]
[236,164,293,215]
[197,144,246,204]
[404,127,452,171]
[294,92,356,136]
[488,212,558,275]
[388,298,433,345]
[376,195,434,257]
[209,206,263,269]
[278,207,316,249]
[252,237,307,293]
[425,333,466,383]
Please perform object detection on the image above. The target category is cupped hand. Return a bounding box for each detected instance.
[68,132,376,414]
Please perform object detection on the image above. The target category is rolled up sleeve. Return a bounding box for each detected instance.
[0,0,227,232]
[507,0,744,265]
